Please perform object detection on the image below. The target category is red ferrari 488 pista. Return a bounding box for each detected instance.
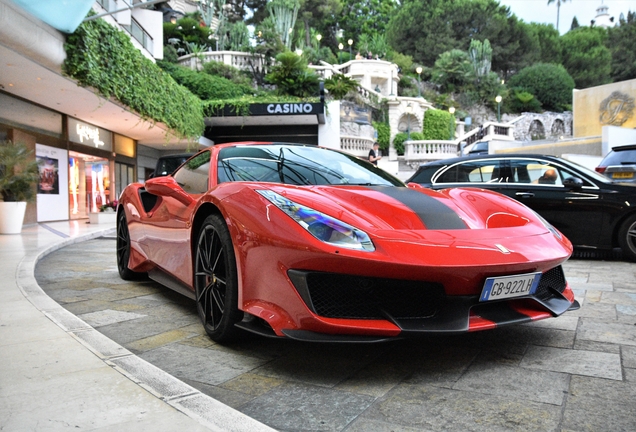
[116,142,579,342]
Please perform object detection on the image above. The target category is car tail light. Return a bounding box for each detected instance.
[595,166,606,173]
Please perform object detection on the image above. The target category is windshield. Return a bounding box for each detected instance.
[217,145,404,187]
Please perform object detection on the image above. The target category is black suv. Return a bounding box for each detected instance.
[595,144,636,183]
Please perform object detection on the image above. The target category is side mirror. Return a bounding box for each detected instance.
[563,177,584,190]
[145,176,194,206]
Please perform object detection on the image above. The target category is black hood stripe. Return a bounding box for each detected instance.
[370,186,467,230]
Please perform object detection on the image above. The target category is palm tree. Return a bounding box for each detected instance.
[547,0,571,31]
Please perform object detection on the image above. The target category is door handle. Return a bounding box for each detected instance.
[515,192,534,198]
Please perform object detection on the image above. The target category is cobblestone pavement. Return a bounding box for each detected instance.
[35,236,636,432]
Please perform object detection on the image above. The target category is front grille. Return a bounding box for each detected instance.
[534,266,567,301]
[301,272,445,320]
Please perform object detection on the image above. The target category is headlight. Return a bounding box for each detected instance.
[257,190,375,251]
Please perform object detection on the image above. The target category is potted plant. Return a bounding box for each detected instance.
[0,140,39,234]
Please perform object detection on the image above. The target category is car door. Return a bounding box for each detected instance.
[501,158,604,247]
[143,151,211,285]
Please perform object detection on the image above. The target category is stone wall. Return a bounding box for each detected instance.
[502,112,573,142]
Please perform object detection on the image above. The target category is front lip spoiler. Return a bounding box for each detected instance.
[281,329,401,343]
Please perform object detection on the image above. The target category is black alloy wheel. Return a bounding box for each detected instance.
[194,214,242,342]
[116,211,144,280]
[618,215,636,262]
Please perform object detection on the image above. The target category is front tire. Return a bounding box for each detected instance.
[618,215,636,262]
[116,211,146,280]
[194,214,242,342]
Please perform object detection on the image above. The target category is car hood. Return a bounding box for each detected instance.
[262,184,550,237]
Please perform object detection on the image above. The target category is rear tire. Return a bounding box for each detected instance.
[618,215,636,262]
[194,214,242,342]
[116,211,146,280]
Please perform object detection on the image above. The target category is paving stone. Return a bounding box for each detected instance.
[561,393,636,432]
[220,372,285,397]
[573,339,621,354]
[62,299,114,315]
[577,318,636,346]
[453,363,569,405]
[624,345,636,369]
[78,309,147,327]
[360,384,563,432]
[520,345,622,381]
[181,378,256,410]
[600,292,636,306]
[98,314,198,345]
[127,329,195,353]
[240,382,375,432]
[140,344,268,386]
[523,315,579,331]
[402,346,479,388]
[566,301,616,320]
[343,418,424,432]
[569,370,636,400]
[568,282,614,292]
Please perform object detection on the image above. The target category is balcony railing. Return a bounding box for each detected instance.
[177,51,267,72]
[340,135,375,158]
[122,18,153,53]
[404,140,459,160]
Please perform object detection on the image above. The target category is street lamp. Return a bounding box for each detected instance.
[348,38,353,59]
[416,66,422,98]
[406,103,413,140]
[449,106,456,140]
[316,34,322,44]
[295,48,303,56]
[495,95,502,122]
[338,43,343,63]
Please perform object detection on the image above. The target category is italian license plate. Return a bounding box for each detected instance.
[612,172,634,179]
[479,272,541,302]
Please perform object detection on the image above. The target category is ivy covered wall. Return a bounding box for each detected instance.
[63,18,205,140]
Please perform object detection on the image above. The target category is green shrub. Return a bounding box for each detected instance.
[392,132,407,155]
[164,64,256,100]
[324,74,358,100]
[64,17,204,140]
[506,89,543,113]
[507,63,575,112]
[266,52,320,97]
[373,122,390,151]
[202,61,253,87]
[423,109,454,140]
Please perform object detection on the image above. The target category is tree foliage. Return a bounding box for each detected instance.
[266,52,320,97]
[507,63,574,111]
[607,11,636,82]
[324,74,358,99]
[560,26,612,88]
[387,0,538,78]
[526,22,562,65]
[431,50,473,93]
[373,121,390,151]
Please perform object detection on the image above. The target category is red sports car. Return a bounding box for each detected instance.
[116,142,579,342]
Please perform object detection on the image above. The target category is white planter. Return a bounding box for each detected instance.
[0,201,27,234]
[88,211,117,225]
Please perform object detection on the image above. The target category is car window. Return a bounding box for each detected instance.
[217,145,403,186]
[602,148,636,166]
[434,160,506,184]
[509,159,594,187]
[173,151,211,194]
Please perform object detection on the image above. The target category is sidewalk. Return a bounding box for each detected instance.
[0,221,274,432]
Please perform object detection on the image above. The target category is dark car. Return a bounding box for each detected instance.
[407,154,636,261]
[595,144,636,183]
[150,153,195,178]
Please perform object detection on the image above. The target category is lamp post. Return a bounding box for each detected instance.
[406,103,413,140]
[416,66,422,98]
[495,95,502,122]
[449,106,456,140]
[338,43,343,63]
[348,39,353,59]
[316,34,322,45]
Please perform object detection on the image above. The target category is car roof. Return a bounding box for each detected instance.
[608,144,636,152]
[419,153,563,167]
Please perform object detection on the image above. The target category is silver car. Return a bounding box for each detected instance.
[596,144,636,183]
